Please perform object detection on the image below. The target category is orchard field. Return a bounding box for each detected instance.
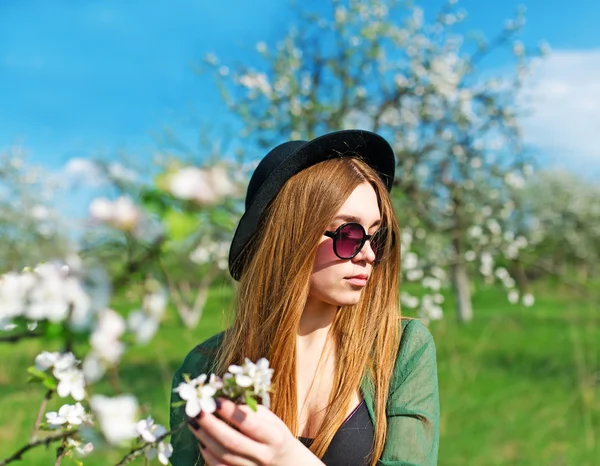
[1,279,597,466]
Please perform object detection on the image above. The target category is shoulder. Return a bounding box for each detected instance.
[400,317,435,346]
[393,318,437,383]
[175,331,226,379]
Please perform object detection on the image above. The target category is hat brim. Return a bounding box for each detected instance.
[229,129,396,280]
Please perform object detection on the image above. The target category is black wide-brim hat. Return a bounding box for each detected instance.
[228,129,396,280]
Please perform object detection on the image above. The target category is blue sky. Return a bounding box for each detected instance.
[1,0,599,177]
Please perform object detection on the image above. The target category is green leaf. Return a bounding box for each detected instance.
[171,400,186,408]
[27,366,49,379]
[27,366,57,389]
[164,210,199,242]
[208,208,237,229]
[44,322,64,340]
[42,377,57,390]
[245,396,258,412]
[140,187,170,215]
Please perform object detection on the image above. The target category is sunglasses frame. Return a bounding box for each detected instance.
[323,222,388,263]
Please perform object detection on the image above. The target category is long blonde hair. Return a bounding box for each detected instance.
[217,156,401,465]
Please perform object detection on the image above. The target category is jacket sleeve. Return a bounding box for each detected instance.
[169,363,203,466]
[379,319,440,466]
[169,333,223,466]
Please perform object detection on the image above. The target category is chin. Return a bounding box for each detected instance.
[329,291,363,307]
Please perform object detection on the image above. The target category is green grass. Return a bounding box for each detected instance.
[0,280,598,465]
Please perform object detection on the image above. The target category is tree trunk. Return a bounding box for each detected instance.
[577,261,589,283]
[451,235,473,323]
[165,264,220,329]
[511,259,530,295]
[170,280,211,329]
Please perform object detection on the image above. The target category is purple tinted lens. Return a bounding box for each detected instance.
[336,223,365,258]
[372,227,387,262]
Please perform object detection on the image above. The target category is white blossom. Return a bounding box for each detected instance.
[89,196,142,232]
[64,158,104,187]
[226,358,273,407]
[168,166,236,206]
[513,41,525,56]
[522,293,535,307]
[55,368,86,401]
[46,402,90,427]
[406,269,424,281]
[20,263,91,324]
[146,441,173,465]
[334,6,347,22]
[136,417,173,466]
[143,286,167,319]
[136,416,167,443]
[66,438,94,456]
[112,197,142,230]
[82,353,105,383]
[108,162,137,183]
[256,41,267,53]
[157,442,174,465]
[420,295,443,321]
[422,277,441,291]
[465,250,476,262]
[505,172,525,189]
[94,308,126,340]
[89,198,113,222]
[89,309,126,365]
[508,290,519,304]
[0,271,31,319]
[430,267,447,280]
[204,53,218,65]
[35,351,62,371]
[468,225,483,238]
[400,292,419,309]
[238,72,272,97]
[127,310,159,344]
[90,394,139,445]
[174,373,223,418]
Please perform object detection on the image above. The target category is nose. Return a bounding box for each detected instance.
[352,238,377,263]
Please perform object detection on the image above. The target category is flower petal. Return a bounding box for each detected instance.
[184,398,201,418]
[199,397,217,414]
[235,374,253,388]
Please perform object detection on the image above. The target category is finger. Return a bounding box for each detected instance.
[196,410,269,463]
[200,446,220,466]
[191,423,256,466]
[214,398,277,444]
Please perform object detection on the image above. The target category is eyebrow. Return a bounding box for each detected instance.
[331,214,381,228]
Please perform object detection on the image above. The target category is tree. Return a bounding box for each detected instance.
[516,169,600,284]
[203,0,546,322]
[0,145,71,271]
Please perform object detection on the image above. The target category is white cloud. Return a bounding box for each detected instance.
[521,49,600,177]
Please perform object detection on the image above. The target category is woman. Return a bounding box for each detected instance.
[170,129,440,466]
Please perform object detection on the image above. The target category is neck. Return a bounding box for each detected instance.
[297,295,338,347]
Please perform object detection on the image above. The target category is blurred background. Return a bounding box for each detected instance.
[0,0,598,464]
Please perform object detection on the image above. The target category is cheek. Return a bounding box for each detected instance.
[310,241,341,290]
[314,239,338,265]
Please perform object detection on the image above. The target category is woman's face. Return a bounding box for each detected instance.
[308,181,382,308]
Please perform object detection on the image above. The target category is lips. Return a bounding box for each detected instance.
[346,274,369,280]
[345,274,369,287]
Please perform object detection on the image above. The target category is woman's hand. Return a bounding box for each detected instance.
[187,398,324,466]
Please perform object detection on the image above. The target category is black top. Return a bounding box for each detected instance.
[298,400,374,466]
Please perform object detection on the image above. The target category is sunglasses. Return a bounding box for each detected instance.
[324,222,389,264]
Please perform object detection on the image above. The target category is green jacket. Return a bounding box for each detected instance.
[169,318,440,465]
